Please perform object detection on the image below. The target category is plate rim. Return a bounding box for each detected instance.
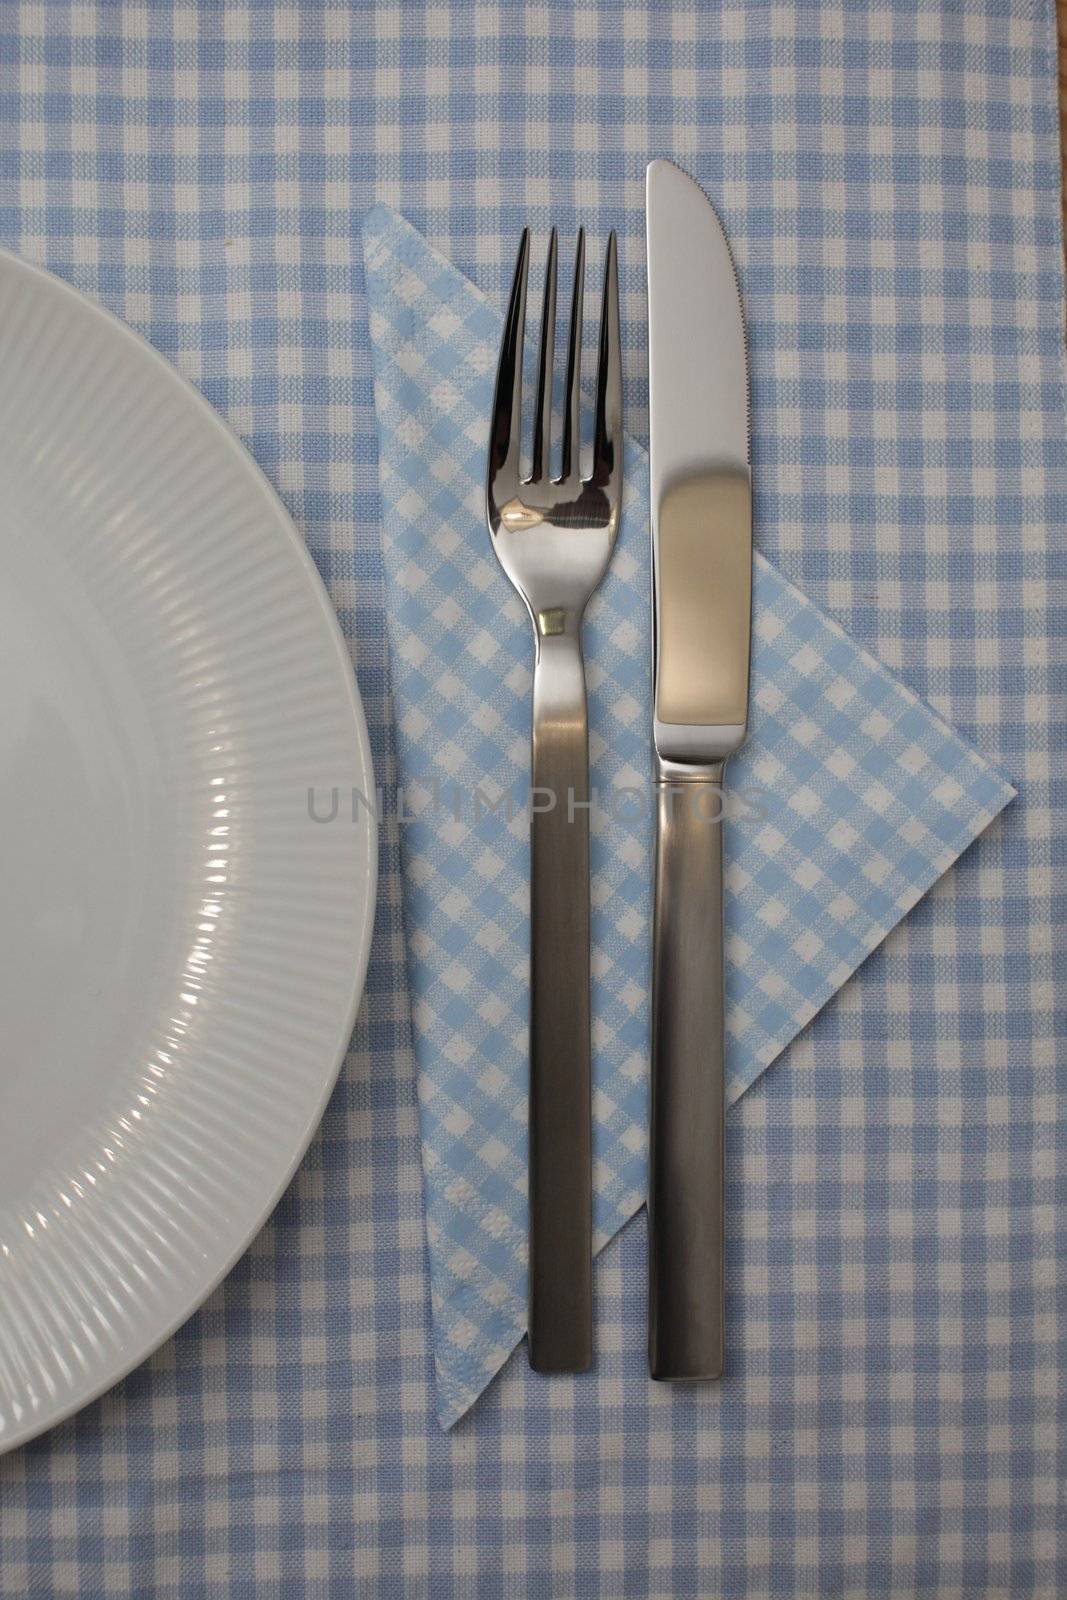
[0,246,378,1454]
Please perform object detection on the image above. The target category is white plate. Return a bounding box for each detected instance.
[0,251,376,1452]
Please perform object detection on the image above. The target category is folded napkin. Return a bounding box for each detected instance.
[363,203,1014,1427]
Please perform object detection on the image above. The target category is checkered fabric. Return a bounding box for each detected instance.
[364,202,1013,1427]
[0,2,1063,1597]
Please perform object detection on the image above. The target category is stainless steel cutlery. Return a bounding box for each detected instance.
[646,159,752,1380]
[487,162,749,1381]
[486,226,622,1372]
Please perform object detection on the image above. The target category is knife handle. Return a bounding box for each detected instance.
[648,766,727,1380]
[527,630,593,1373]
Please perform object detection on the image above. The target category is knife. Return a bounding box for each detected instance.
[645,159,752,1379]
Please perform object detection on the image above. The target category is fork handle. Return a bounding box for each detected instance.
[648,766,727,1380]
[527,627,593,1372]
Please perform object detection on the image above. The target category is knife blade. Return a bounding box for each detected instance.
[645,158,752,1379]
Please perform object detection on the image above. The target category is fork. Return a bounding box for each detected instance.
[485,226,622,1372]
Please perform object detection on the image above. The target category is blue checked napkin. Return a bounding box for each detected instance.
[363,204,1014,1428]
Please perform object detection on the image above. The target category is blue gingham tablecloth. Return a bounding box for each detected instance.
[0,3,1064,1597]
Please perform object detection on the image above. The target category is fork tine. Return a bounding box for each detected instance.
[592,231,621,486]
[489,229,530,481]
[530,228,557,483]
[559,227,585,481]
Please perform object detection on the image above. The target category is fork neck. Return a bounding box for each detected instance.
[532,616,586,725]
